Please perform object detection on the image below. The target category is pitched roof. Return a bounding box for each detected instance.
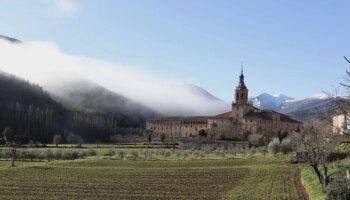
[148,116,212,122]
[244,110,273,120]
[214,111,232,119]
[280,114,302,124]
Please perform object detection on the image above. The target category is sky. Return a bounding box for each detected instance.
[0,0,350,101]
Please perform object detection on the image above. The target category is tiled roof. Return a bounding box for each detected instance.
[214,111,232,118]
[148,116,212,121]
[244,110,273,120]
[280,114,302,124]
[148,108,302,124]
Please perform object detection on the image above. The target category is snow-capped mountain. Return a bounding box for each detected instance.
[281,92,332,113]
[249,92,333,113]
[249,93,294,112]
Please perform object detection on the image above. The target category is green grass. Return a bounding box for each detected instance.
[0,147,307,199]
[301,166,326,200]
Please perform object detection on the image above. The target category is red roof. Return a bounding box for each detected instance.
[214,111,232,118]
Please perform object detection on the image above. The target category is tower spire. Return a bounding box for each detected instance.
[234,64,248,105]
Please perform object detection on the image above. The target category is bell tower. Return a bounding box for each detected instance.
[234,66,248,105]
[232,65,250,119]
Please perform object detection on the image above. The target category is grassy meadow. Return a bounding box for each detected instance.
[0,146,308,200]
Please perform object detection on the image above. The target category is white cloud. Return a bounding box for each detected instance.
[0,39,229,116]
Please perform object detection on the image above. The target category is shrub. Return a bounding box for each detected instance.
[104,150,115,158]
[280,138,293,154]
[19,150,28,161]
[164,150,171,160]
[256,146,267,156]
[176,151,182,159]
[230,149,237,156]
[219,151,226,158]
[248,147,256,155]
[240,148,247,157]
[326,179,350,200]
[268,138,280,155]
[86,148,97,156]
[53,150,63,160]
[28,151,39,161]
[65,150,80,160]
[45,150,53,161]
[128,151,139,160]
[268,138,293,155]
[139,149,150,160]
[182,151,189,160]
[117,150,126,159]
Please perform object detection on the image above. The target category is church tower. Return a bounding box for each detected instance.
[234,66,248,105]
[232,66,251,119]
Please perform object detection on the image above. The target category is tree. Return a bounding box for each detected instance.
[52,134,62,148]
[3,128,18,167]
[291,120,334,188]
[160,133,166,146]
[198,129,208,138]
[333,56,350,134]
[3,128,14,143]
[147,134,152,145]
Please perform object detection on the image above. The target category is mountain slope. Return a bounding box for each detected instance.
[249,92,332,115]
[287,99,338,122]
[50,80,158,118]
[0,71,68,142]
[184,84,223,102]
[281,93,332,113]
[249,93,294,111]
[0,71,155,143]
[0,35,21,43]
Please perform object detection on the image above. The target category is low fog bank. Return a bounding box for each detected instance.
[0,38,230,116]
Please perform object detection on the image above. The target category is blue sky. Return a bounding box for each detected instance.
[0,0,350,101]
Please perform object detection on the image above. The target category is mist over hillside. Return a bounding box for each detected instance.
[0,36,229,116]
[0,70,155,143]
[50,80,158,118]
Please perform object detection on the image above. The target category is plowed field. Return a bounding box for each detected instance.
[0,158,307,200]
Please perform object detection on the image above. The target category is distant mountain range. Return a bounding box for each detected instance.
[249,92,337,121]
[249,93,294,112]
[249,92,332,113]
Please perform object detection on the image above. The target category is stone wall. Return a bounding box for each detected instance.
[179,141,249,150]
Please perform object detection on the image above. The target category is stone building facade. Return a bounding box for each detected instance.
[146,68,302,141]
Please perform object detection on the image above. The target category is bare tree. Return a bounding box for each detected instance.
[291,120,334,188]
[332,56,350,135]
[3,128,18,167]
[52,134,62,148]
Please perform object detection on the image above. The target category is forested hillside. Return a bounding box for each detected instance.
[0,71,154,143]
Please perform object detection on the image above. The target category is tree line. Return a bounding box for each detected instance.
[0,72,147,144]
